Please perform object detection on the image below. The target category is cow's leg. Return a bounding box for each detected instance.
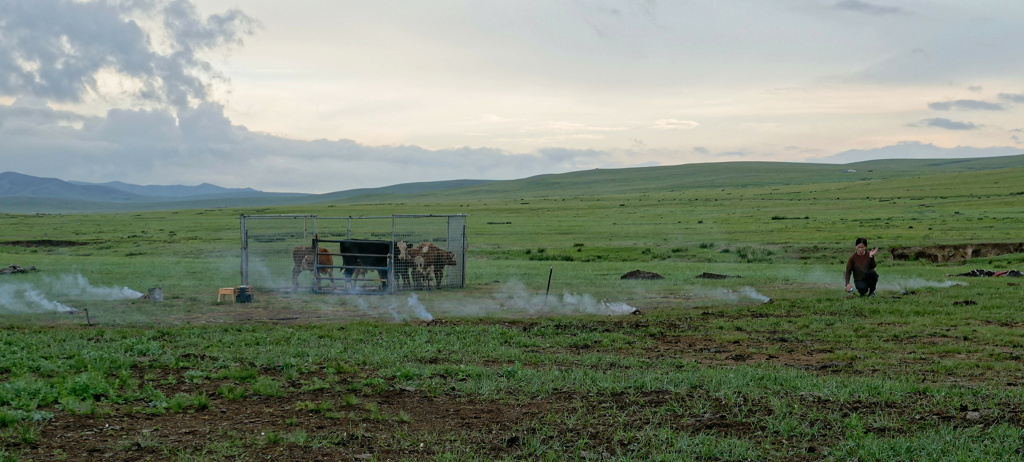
[399,267,411,288]
[292,266,302,291]
[395,259,411,288]
[412,268,424,290]
[422,265,436,289]
[343,267,355,293]
[434,267,444,289]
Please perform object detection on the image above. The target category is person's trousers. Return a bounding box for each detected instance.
[854,270,878,296]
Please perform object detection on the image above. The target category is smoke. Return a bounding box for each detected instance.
[882,279,964,291]
[404,294,434,321]
[495,280,639,315]
[0,273,144,314]
[696,286,770,305]
[353,294,434,322]
[250,257,291,290]
[45,274,144,299]
[775,268,965,293]
[703,286,772,303]
[561,291,639,315]
[0,282,77,314]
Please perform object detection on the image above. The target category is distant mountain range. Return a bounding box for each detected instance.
[0,171,289,203]
[2,153,1023,213]
[67,179,263,198]
[0,171,495,213]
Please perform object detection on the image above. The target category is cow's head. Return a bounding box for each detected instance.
[444,250,457,266]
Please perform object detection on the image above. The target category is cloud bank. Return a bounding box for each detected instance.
[0,0,256,108]
[1,1,1023,193]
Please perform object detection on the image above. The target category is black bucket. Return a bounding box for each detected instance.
[235,286,253,303]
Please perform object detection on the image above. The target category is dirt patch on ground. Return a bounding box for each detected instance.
[12,358,1018,461]
[652,334,841,371]
[14,373,555,461]
[889,243,1024,264]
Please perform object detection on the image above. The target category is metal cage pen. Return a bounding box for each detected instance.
[239,214,466,294]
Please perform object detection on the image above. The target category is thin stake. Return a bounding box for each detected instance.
[84,308,93,326]
[542,266,553,308]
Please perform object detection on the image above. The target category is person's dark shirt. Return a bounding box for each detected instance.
[845,252,876,285]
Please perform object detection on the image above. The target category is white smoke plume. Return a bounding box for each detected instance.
[0,281,77,314]
[704,287,772,303]
[495,280,639,316]
[882,279,964,291]
[44,274,144,299]
[249,257,290,290]
[561,291,639,315]
[0,273,144,314]
[353,294,434,322]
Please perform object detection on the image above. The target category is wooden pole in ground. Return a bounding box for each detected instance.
[542,266,553,308]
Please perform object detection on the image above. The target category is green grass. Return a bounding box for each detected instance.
[2,160,1024,459]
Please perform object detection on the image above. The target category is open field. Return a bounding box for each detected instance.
[2,161,1024,460]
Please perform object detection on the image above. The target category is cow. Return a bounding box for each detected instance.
[407,242,458,289]
[292,246,334,291]
[338,240,409,292]
[393,241,414,288]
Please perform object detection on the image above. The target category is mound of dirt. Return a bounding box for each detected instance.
[890,243,1024,264]
[0,265,36,274]
[695,272,741,279]
[620,270,664,280]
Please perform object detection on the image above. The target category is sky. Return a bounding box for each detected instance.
[1,0,1023,194]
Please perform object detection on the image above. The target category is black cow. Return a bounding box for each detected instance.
[338,240,410,292]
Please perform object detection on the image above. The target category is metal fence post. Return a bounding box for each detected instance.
[240,214,249,287]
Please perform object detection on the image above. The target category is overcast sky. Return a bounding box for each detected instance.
[1,0,1022,193]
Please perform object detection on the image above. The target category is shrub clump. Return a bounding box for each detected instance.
[736,246,775,263]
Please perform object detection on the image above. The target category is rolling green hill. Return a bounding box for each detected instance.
[2,154,1022,213]
[346,154,1024,203]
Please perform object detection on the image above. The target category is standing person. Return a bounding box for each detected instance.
[845,237,879,297]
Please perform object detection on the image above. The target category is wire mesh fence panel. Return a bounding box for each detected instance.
[393,214,466,291]
[240,214,466,294]
[240,215,319,292]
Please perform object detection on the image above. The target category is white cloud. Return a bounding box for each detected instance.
[2,1,1024,192]
[0,0,256,109]
[652,119,699,130]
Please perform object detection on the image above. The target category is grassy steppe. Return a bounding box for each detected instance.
[2,161,1024,460]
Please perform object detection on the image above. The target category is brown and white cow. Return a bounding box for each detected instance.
[292,246,334,291]
[407,242,457,289]
[394,241,413,288]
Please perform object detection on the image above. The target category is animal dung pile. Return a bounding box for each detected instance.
[620,270,664,280]
[695,272,742,279]
[0,265,37,275]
